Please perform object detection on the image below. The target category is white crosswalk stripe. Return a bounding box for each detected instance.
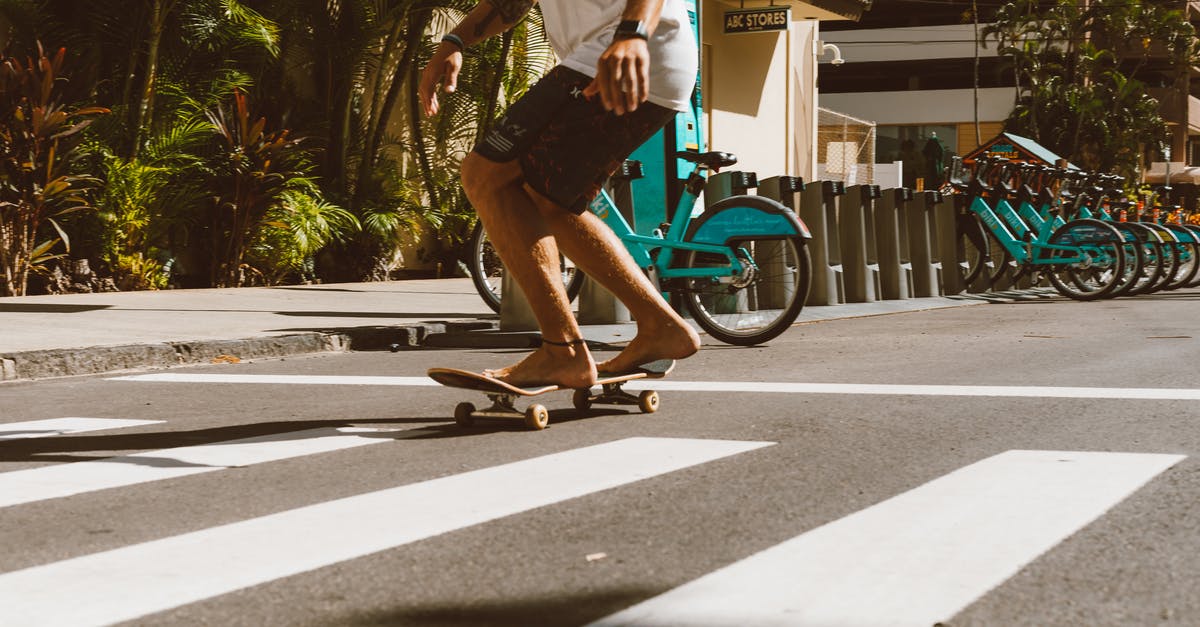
[0,426,425,508]
[0,418,163,440]
[591,449,1185,627]
[0,437,771,627]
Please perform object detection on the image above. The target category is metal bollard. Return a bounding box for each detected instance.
[840,184,881,303]
[933,192,968,295]
[705,170,757,207]
[794,181,846,305]
[875,187,913,300]
[906,191,943,297]
[757,176,805,310]
[499,271,539,331]
[577,161,643,325]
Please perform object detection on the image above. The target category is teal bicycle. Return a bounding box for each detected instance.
[467,150,813,346]
[950,157,1127,300]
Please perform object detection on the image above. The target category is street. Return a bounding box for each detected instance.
[2,290,1199,626]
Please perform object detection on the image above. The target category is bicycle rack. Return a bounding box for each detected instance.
[907,190,943,297]
[791,180,846,306]
[576,162,645,326]
[499,272,540,331]
[875,187,913,300]
[841,184,882,303]
[757,176,806,310]
[932,190,968,295]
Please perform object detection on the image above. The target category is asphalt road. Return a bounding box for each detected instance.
[2,289,1199,626]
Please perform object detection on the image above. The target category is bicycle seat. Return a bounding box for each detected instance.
[677,151,738,169]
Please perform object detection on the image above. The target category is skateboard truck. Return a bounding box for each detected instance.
[456,393,550,430]
[572,382,659,414]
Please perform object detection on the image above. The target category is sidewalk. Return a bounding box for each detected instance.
[0,278,995,382]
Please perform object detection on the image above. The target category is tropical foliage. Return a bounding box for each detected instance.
[0,44,108,296]
[983,0,1200,178]
[0,0,555,295]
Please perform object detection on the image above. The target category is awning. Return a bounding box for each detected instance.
[1144,162,1200,184]
[962,132,1080,169]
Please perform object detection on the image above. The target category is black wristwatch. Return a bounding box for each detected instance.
[613,19,649,42]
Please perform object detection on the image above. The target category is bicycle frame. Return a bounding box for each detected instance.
[967,194,1094,266]
[584,164,807,285]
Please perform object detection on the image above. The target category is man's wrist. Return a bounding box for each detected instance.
[441,33,466,51]
[612,19,649,43]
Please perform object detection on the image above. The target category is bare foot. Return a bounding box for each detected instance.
[484,343,597,389]
[597,320,700,375]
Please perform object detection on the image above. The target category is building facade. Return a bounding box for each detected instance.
[817,1,1200,187]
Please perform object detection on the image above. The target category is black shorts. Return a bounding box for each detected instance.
[473,66,676,214]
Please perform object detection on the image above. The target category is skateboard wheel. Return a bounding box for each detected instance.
[637,390,659,414]
[454,402,476,427]
[524,404,549,430]
[572,388,593,411]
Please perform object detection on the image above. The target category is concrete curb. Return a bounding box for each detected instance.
[0,321,498,382]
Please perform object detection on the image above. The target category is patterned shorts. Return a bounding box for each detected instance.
[473,66,676,214]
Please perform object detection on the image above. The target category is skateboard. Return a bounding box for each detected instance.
[427,360,674,430]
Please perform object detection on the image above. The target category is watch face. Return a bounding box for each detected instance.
[616,19,648,39]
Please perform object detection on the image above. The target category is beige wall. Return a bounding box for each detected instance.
[701,1,817,181]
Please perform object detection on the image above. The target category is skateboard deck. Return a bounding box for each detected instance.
[428,360,674,430]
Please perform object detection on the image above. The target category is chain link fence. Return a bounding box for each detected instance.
[817,107,876,185]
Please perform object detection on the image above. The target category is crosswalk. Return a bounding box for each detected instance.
[0,416,1187,626]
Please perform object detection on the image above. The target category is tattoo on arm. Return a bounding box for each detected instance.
[476,0,535,37]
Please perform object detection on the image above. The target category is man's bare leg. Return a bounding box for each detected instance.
[460,153,597,389]
[526,187,701,374]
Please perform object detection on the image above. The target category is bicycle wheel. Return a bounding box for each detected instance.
[1183,226,1200,288]
[1126,226,1172,296]
[467,222,584,314]
[1106,223,1147,298]
[681,236,811,346]
[1044,220,1126,301]
[1162,225,1199,289]
[956,212,990,286]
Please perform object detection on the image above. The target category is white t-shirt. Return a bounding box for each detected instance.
[537,0,698,112]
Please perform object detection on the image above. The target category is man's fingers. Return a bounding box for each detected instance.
[596,64,618,113]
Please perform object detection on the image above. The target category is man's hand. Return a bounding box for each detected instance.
[419,45,463,117]
[584,38,650,116]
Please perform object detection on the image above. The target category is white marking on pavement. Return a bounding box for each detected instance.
[591,449,1186,627]
[0,418,163,441]
[111,373,1200,401]
[111,373,432,386]
[0,426,409,508]
[0,437,771,627]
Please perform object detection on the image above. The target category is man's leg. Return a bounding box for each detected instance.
[525,188,700,374]
[460,152,597,389]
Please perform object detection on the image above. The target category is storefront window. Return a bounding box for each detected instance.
[877,125,958,189]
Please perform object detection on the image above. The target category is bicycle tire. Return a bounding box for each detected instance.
[467,222,584,314]
[956,212,990,286]
[1128,225,1174,296]
[1044,220,1126,301]
[681,236,811,346]
[1106,223,1148,299]
[1165,241,1200,290]
[1160,225,1198,291]
[1183,226,1200,288]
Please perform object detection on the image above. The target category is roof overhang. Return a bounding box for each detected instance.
[711,0,872,21]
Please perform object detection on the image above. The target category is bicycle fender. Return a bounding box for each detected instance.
[683,196,812,246]
[1164,224,1196,244]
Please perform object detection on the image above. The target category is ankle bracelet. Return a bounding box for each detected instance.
[540,337,586,347]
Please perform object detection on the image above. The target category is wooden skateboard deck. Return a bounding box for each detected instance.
[428,360,673,430]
